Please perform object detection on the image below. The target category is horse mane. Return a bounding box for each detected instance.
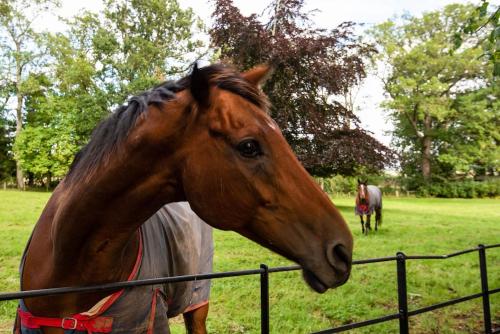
[66,64,268,182]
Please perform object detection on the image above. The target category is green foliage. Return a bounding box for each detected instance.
[14,114,80,181]
[439,84,500,177]
[0,115,14,182]
[417,179,500,198]
[454,0,499,76]
[318,173,500,199]
[369,4,498,186]
[42,30,111,140]
[13,35,100,182]
[317,172,387,195]
[319,175,357,195]
[0,0,61,188]
[8,0,207,187]
[94,0,206,100]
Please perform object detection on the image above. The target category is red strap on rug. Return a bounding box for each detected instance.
[18,308,113,333]
[17,229,144,334]
[359,204,369,213]
[146,289,161,334]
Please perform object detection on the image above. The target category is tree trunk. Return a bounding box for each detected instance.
[46,173,52,192]
[421,113,432,181]
[421,136,431,180]
[15,86,24,189]
[15,42,24,190]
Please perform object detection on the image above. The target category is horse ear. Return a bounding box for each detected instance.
[190,62,210,106]
[357,178,361,185]
[242,64,273,87]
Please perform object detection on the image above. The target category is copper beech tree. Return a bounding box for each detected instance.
[210,0,395,176]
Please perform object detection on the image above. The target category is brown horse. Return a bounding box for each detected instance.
[17,63,353,334]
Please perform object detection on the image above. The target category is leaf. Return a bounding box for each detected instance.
[479,1,489,18]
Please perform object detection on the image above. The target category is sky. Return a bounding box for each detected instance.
[46,0,492,146]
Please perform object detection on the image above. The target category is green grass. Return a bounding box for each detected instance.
[0,190,499,333]
[0,190,51,332]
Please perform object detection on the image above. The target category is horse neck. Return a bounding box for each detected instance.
[60,151,181,257]
[25,109,188,290]
[59,100,194,254]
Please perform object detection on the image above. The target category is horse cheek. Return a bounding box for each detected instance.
[182,155,250,231]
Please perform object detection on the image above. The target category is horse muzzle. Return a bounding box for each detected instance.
[327,243,352,276]
[302,242,352,293]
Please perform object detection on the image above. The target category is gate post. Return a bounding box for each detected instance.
[478,245,492,333]
[260,264,270,334]
[397,252,409,334]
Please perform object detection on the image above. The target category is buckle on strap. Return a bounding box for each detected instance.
[61,317,78,330]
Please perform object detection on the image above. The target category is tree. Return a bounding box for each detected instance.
[369,4,495,184]
[13,0,207,185]
[14,123,78,187]
[15,82,83,186]
[92,0,206,101]
[0,53,15,183]
[210,0,394,176]
[0,0,60,188]
[454,0,499,76]
[0,112,15,183]
[438,83,499,178]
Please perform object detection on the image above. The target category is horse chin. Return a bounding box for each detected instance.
[302,267,351,293]
[302,269,329,293]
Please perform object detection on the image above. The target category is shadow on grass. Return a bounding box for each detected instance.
[337,205,406,218]
[336,205,354,211]
[352,228,393,239]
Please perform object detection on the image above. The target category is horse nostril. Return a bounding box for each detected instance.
[328,243,352,275]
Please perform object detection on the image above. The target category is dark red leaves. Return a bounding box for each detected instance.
[210,0,395,175]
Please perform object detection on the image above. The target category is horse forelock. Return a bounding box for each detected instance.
[212,71,269,110]
[358,184,365,198]
[66,63,269,183]
[357,183,370,205]
[180,63,269,110]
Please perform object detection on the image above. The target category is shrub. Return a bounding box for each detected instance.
[417,179,499,198]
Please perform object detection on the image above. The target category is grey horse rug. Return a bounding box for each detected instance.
[16,202,213,334]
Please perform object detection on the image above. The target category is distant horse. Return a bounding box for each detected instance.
[16,63,353,334]
[355,179,382,235]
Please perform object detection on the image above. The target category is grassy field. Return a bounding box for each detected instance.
[0,190,499,333]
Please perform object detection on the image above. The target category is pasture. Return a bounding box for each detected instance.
[0,190,498,333]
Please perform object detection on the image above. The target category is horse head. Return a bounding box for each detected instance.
[168,64,353,292]
[357,179,369,205]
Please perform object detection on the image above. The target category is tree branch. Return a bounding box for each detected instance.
[402,102,423,138]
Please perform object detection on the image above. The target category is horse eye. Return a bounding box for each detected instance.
[236,139,262,158]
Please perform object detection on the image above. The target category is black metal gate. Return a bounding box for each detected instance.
[1,244,498,333]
